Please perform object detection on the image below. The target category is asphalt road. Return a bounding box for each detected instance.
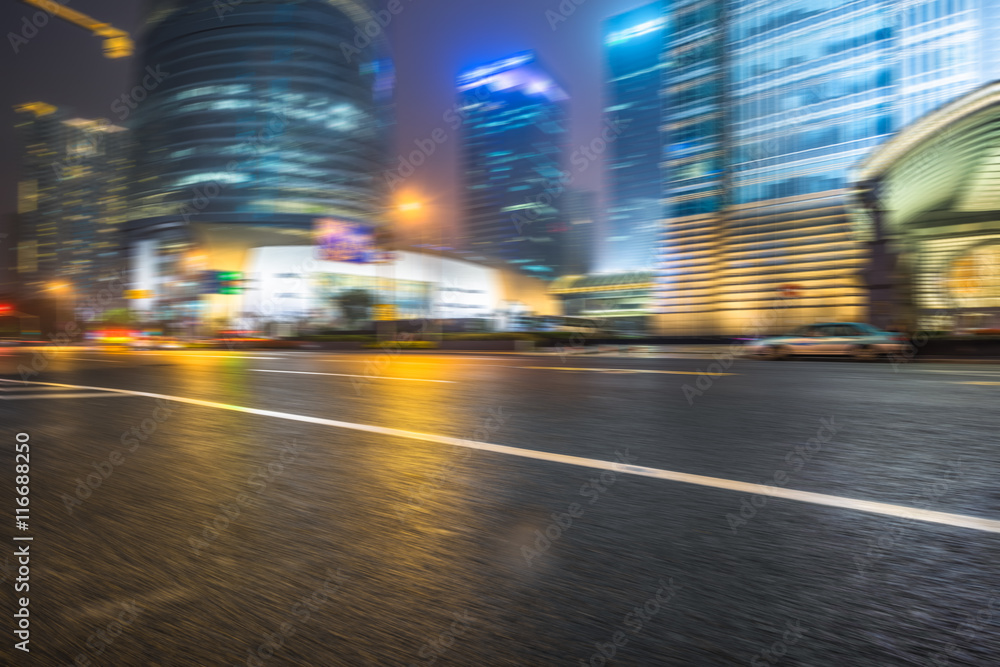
[0,346,998,666]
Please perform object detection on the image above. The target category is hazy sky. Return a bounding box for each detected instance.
[0,0,653,249]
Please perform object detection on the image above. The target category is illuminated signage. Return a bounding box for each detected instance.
[314,218,377,263]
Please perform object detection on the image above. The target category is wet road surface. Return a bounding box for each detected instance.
[0,347,998,666]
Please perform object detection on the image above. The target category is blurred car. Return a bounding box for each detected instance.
[743,322,907,360]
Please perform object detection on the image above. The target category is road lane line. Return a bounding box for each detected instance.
[918,370,1000,376]
[142,353,284,360]
[2,377,998,534]
[518,366,738,376]
[250,369,454,383]
[952,381,1000,385]
[0,386,75,392]
[0,392,134,400]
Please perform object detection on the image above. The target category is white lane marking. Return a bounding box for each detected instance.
[518,366,738,376]
[0,386,79,392]
[250,369,454,383]
[152,353,283,360]
[953,381,1000,386]
[1,378,998,535]
[0,392,134,401]
[316,356,511,364]
[920,370,1000,376]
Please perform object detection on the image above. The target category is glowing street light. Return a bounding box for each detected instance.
[398,201,422,213]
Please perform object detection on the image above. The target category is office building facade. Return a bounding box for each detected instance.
[14,103,130,302]
[602,2,667,273]
[126,0,393,323]
[457,52,569,280]
[656,0,1000,334]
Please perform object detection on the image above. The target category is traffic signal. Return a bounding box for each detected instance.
[200,271,244,294]
[218,271,243,294]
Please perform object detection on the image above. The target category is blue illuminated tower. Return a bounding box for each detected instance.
[457,52,569,280]
[602,2,667,273]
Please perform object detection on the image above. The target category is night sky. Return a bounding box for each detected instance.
[1,0,651,250]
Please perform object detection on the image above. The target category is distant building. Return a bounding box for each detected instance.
[602,2,666,273]
[457,52,569,280]
[655,0,1000,335]
[13,102,130,302]
[561,189,597,276]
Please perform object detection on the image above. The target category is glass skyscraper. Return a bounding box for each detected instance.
[457,52,569,280]
[657,0,727,332]
[655,0,1000,334]
[129,0,393,234]
[124,0,393,323]
[14,103,130,301]
[602,2,667,273]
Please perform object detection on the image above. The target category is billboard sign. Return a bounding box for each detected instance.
[315,218,377,263]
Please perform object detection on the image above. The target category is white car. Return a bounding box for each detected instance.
[744,322,908,360]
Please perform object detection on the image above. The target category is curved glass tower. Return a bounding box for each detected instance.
[128,0,392,233]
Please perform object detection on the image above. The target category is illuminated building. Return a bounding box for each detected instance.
[602,2,666,272]
[656,0,1000,335]
[657,0,727,333]
[14,103,130,302]
[854,82,1000,332]
[562,190,598,276]
[550,271,654,334]
[239,245,557,330]
[126,0,393,323]
[457,51,569,280]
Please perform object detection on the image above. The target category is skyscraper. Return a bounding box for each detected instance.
[457,52,569,280]
[655,0,1000,335]
[14,103,130,301]
[602,2,666,273]
[562,189,598,276]
[657,0,727,333]
[125,0,393,323]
